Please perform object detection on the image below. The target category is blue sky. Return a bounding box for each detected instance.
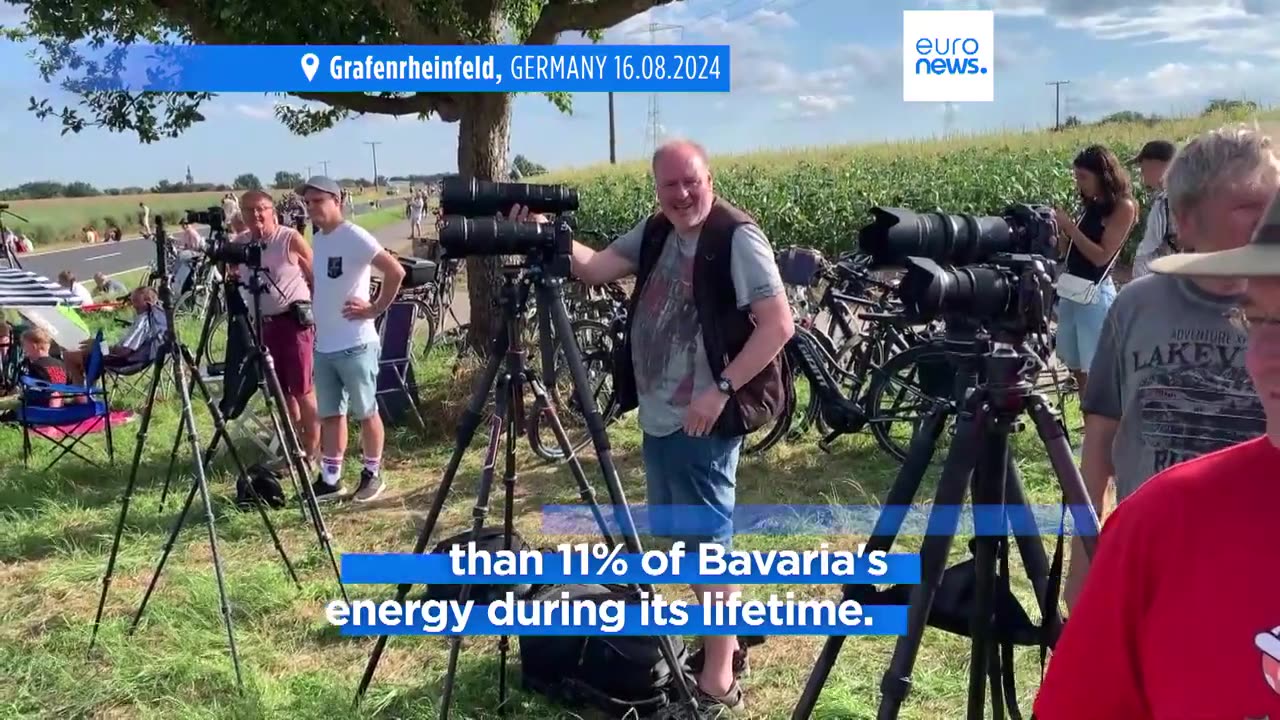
[0,0,1276,188]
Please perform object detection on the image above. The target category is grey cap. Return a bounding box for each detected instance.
[296,175,342,198]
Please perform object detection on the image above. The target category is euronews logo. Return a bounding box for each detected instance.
[913,38,988,76]
[902,10,994,103]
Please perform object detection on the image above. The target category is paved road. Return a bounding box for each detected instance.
[18,200,381,281]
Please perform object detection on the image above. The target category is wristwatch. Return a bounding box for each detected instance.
[716,376,735,395]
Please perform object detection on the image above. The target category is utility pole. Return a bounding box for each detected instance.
[1046,80,1070,130]
[307,165,313,178]
[628,22,683,157]
[364,141,382,193]
[319,160,330,176]
[608,93,616,164]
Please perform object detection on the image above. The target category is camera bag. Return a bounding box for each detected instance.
[418,527,536,605]
[518,583,690,718]
[234,463,288,510]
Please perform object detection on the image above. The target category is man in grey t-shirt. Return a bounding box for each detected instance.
[1065,124,1277,609]
[562,139,792,713]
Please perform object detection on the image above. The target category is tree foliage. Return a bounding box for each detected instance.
[233,172,261,190]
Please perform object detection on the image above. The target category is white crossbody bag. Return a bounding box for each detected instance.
[1055,214,1121,305]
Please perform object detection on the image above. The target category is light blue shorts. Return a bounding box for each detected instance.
[1055,279,1116,372]
[313,341,380,421]
[641,430,742,553]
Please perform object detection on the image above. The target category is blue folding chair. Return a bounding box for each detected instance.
[16,329,117,471]
[374,300,426,429]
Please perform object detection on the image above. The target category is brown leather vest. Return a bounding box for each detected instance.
[612,197,787,437]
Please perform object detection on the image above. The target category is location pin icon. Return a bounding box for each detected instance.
[300,53,319,82]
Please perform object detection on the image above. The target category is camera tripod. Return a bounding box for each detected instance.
[86,218,250,688]
[0,204,27,270]
[352,261,700,720]
[791,326,1102,720]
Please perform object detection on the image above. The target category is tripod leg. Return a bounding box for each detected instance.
[159,412,187,509]
[536,282,698,712]
[183,348,301,589]
[792,402,951,719]
[966,414,1011,720]
[439,372,513,720]
[1026,397,1100,560]
[89,354,168,653]
[875,404,986,720]
[354,324,510,705]
[498,373,520,716]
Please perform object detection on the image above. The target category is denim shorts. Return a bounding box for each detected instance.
[1055,279,1116,372]
[313,341,380,421]
[641,430,742,553]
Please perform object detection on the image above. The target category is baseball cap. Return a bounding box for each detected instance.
[296,175,342,197]
[1150,188,1280,277]
[1130,140,1176,164]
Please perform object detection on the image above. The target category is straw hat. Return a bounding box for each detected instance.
[1151,189,1280,277]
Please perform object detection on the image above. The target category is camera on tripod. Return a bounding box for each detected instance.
[859,204,1061,334]
[186,206,225,234]
[436,177,579,276]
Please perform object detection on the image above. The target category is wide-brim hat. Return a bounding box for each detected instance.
[1151,189,1280,277]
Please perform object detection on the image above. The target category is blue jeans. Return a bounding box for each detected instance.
[641,430,742,552]
[1055,279,1116,372]
[313,341,380,421]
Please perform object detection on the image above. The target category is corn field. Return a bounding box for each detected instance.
[540,108,1280,264]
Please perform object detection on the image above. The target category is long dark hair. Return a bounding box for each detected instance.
[1072,144,1132,216]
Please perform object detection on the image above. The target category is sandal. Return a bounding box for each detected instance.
[686,646,750,678]
[693,679,745,716]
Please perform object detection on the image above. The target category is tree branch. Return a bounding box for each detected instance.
[368,0,457,44]
[290,91,462,122]
[526,0,679,45]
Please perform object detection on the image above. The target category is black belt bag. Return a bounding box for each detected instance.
[288,300,314,328]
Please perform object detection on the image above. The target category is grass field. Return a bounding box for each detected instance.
[4,190,388,250]
[0,304,1084,719]
[542,107,1280,265]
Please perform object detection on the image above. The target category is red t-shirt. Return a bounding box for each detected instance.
[1034,436,1280,719]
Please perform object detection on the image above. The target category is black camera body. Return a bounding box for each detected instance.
[859,203,1061,336]
[205,236,263,267]
[435,178,580,277]
[186,206,225,234]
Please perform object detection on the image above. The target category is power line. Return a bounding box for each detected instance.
[626,22,684,157]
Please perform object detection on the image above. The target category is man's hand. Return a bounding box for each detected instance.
[505,204,549,224]
[683,387,729,437]
[342,297,377,320]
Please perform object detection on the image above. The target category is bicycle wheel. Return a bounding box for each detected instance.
[528,319,616,462]
[863,341,955,463]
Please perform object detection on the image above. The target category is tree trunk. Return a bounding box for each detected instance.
[456,92,513,355]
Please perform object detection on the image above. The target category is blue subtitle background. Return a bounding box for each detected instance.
[339,551,921,585]
[57,44,731,93]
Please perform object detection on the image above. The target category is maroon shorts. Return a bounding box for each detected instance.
[262,312,314,397]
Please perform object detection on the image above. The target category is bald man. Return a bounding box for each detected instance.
[563,138,793,713]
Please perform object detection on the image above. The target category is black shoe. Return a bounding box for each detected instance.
[311,476,343,502]
[353,469,384,502]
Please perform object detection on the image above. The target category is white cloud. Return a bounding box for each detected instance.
[1073,59,1276,117]
[778,94,854,119]
[747,9,798,29]
[234,103,275,120]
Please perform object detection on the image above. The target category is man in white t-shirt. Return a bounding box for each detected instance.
[298,176,406,503]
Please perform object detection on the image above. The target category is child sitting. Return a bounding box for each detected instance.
[20,327,67,408]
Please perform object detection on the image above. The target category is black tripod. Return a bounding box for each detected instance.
[85,218,254,688]
[0,204,27,269]
[149,262,347,599]
[352,260,700,720]
[792,326,1102,720]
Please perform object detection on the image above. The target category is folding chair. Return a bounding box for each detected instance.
[374,300,426,429]
[16,329,116,471]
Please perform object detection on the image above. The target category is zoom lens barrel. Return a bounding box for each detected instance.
[440,177,579,217]
[898,258,1015,323]
[437,217,570,259]
[859,207,1014,266]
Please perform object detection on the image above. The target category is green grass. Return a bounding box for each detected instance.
[0,301,1086,719]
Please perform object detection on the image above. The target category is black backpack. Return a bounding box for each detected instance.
[235,464,288,510]
[419,527,535,605]
[519,583,690,718]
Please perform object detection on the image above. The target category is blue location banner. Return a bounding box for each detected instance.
[61,44,731,93]
[332,602,909,637]
[339,550,922,585]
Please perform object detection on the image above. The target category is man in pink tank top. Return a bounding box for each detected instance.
[234,190,321,460]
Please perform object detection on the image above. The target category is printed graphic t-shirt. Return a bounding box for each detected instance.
[609,216,784,437]
[1033,436,1280,720]
[311,221,382,354]
[1082,272,1266,500]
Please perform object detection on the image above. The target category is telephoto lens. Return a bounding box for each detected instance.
[440,177,579,217]
[859,207,1015,267]
[437,217,571,259]
[897,258,1016,323]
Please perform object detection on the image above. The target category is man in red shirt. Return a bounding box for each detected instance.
[1033,178,1280,718]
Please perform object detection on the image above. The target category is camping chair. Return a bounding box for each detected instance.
[16,329,116,471]
[374,300,426,429]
